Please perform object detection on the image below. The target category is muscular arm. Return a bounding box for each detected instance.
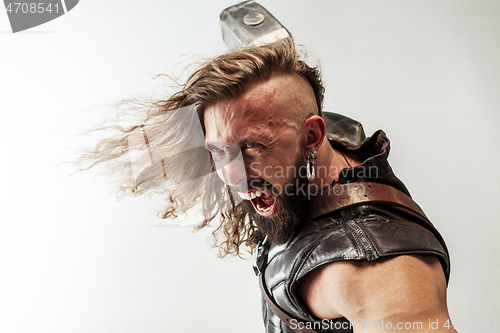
[296,255,457,332]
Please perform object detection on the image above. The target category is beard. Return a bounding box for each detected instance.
[240,154,309,244]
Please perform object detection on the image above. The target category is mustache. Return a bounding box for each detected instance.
[229,178,277,195]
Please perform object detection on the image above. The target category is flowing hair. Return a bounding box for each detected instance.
[77,38,324,257]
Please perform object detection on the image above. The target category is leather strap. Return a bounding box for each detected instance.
[308,182,428,221]
[260,270,323,333]
[259,182,436,333]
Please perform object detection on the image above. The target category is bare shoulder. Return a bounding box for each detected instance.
[296,255,455,331]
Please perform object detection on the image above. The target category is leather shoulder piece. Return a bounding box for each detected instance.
[296,206,450,283]
[261,201,450,331]
[323,112,366,148]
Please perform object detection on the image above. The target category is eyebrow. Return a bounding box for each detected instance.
[205,142,223,151]
[205,142,238,150]
[239,132,274,146]
[205,130,275,149]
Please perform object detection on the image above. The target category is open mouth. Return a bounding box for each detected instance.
[238,190,277,216]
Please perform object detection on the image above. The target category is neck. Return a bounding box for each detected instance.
[306,142,361,218]
[312,143,353,188]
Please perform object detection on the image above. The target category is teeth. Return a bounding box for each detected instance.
[235,190,273,213]
[238,190,263,200]
[256,203,273,212]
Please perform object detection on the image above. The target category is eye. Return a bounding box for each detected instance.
[206,145,225,162]
[243,142,263,156]
[207,146,223,153]
[206,143,222,153]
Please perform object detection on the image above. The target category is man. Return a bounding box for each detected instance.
[201,40,453,333]
[85,39,454,332]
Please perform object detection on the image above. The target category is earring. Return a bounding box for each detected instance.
[306,150,317,183]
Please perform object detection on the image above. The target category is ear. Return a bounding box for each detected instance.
[303,115,326,152]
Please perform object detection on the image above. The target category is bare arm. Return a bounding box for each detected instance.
[296,254,457,332]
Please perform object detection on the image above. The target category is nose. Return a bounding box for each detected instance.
[217,156,247,187]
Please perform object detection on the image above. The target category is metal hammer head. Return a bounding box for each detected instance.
[220,0,291,49]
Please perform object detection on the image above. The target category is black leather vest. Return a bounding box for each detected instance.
[257,130,450,333]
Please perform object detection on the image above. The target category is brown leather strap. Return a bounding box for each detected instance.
[259,182,434,333]
[309,182,429,221]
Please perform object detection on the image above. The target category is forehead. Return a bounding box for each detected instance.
[204,73,316,143]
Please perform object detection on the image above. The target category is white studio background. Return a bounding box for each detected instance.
[0,1,499,333]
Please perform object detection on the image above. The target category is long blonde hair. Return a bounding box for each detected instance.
[78,39,324,257]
